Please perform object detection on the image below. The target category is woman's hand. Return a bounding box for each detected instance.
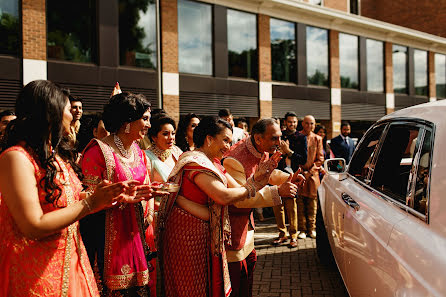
[88,180,130,211]
[253,151,282,187]
[291,168,306,187]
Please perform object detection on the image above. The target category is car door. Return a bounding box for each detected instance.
[322,123,387,280]
[342,121,427,296]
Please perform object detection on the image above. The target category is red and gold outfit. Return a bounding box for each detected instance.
[223,137,284,297]
[0,145,99,297]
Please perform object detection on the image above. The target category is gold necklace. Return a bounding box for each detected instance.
[149,144,172,162]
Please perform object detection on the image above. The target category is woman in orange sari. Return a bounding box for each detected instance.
[0,80,149,297]
[157,116,281,297]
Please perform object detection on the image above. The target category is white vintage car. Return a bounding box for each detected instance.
[317,100,446,297]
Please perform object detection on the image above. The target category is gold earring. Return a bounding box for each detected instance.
[125,123,130,133]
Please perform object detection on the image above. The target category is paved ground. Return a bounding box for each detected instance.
[252,217,349,297]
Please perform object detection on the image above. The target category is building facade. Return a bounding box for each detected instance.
[1,0,446,137]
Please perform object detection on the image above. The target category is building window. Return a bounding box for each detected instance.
[366,39,384,92]
[178,0,212,75]
[393,45,408,94]
[47,0,95,63]
[308,0,322,5]
[306,26,328,87]
[339,33,359,89]
[350,0,359,14]
[270,18,296,83]
[435,54,446,98]
[227,9,257,79]
[119,0,157,69]
[0,0,19,56]
[414,49,428,96]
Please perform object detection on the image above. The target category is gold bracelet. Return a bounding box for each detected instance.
[82,198,92,213]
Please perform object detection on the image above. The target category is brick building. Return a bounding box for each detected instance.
[1,0,446,137]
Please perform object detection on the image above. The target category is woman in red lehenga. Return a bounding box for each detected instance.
[81,92,161,296]
[0,80,143,297]
[157,116,281,297]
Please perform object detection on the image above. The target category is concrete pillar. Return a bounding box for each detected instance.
[22,0,47,85]
[258,14,272,119]
[329,30,341,139]
[385,42,395,114]
[160,0,180,123]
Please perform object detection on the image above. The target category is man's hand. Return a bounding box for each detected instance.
[279,139,291,156]
[278,174,298,197]
[291,168,305,187]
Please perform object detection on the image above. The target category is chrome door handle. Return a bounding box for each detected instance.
[341,193,360,211]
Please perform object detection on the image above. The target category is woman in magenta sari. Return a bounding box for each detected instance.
[157,116,281,297]
[0,80,146,297]
[81,92,159,296]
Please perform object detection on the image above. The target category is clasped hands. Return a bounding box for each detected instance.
[87,180,169,212]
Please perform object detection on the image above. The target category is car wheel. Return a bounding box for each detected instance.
[316,199,335,266]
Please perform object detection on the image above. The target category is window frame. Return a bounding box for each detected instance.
[347,118,435,224]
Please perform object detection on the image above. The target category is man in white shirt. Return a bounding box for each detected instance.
[219,108,247,145]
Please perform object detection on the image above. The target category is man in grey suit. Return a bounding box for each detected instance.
[330,122,355,163]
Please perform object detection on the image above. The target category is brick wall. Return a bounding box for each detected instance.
[160,0,179,123]
[385,42,394,114]
[361,0,446,38]
[22,0,46,60]
[429,51,436,99]
[329,30,341,139]
[324,0,348,12]
[258,14,272,118]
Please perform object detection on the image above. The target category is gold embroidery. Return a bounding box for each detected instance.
[121,264,131,274]
[106,270,149,290]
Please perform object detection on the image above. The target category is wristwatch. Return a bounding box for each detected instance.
[287,150,294,158]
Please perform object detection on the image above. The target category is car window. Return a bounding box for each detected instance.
[370,123,422,205]
[348,124,386,183]
[411,128,432,216]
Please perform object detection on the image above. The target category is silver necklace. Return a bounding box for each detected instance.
[114,134,132,158]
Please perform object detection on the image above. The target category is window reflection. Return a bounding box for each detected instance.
[414,49,428,96]
[119,0,156,68]
[270,18,296,83]
[366,39,384,92]
[227,9,257,79]
[308,0,322,5]
[339,33,359,89]
[393,45,408,94]
[178,0,212,75]
[0,0,19,56]
[47,0,95,63]
[306,26,328,87]
[435,54,446,98]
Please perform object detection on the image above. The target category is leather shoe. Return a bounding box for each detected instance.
[272,236,288,245]
[289,239,298,248]
[298,232,307,239]
[309,230,317,239]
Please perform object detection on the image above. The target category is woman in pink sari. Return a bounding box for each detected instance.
[0,80,146,297]
[157,116,281,297]
[81,92,161,296]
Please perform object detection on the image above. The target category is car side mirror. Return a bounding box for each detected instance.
[324,158,347,174]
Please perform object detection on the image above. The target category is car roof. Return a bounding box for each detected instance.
[380,100,446,127]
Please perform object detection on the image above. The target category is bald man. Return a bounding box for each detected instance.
[297,115,324,239]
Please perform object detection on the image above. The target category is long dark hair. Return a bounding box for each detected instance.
[3,80,81,207]
[176,113,199,152]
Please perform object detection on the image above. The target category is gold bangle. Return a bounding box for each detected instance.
[82,198,92,213]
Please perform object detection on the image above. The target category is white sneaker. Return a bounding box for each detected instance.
[298,232,307,239]
[309,230,317,239]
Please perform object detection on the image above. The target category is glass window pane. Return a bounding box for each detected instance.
[178,0,212,75]
[348,124,385,184]
[47,0,95,63]
[306,26,328,87]
[393,45,408,94]
[412,128,432,215]
[366,39,384,92]
[339,33,359,89]
[435,54,446,98]
[0,0,19,56]
[270,18,296,82]
[227,9,257,79]
[371,123,421,205]
[414,49,428,96]
[119,0,156,69]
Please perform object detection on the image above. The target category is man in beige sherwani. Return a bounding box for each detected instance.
[297,115,324,239]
